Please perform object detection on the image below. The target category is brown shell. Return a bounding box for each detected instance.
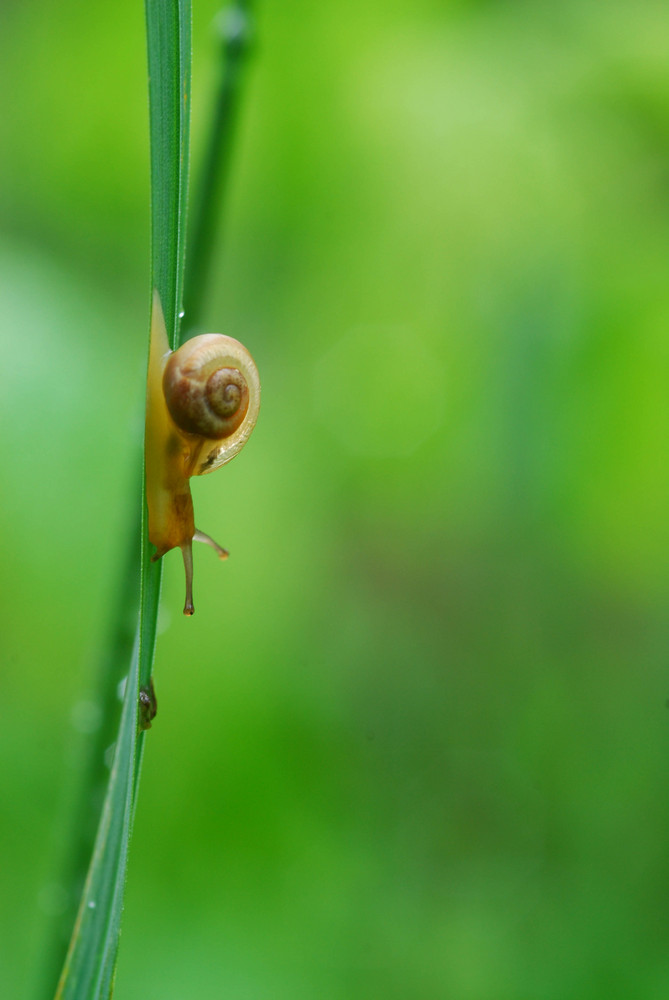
[162,334,261,474]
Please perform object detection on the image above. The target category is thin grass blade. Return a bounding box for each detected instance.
[53,2,192,996]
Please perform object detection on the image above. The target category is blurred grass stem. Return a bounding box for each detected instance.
[181,0,254,339]
[38,504,140,998]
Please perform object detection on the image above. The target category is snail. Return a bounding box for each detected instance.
[145,290,260,615]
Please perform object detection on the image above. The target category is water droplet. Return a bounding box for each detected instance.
[179,310,185,318]
[88,900,96,910]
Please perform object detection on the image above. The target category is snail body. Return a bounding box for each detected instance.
[145,290,260,615]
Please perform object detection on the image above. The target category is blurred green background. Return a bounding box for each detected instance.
[2,0,669,997]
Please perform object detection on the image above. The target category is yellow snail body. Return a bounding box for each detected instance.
[145,290,260,615]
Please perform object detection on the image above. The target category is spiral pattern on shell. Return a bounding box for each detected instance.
[163,333,261,473]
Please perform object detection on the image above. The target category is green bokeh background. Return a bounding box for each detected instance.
[2,1,669,997]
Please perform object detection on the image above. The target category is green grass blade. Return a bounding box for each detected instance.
[182,0,253,337]
[53,2,192,996]
[146,0,192,349]
[39,506,140,999]
[54,639,141,999]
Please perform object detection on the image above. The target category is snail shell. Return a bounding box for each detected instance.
[163,334,261,476]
